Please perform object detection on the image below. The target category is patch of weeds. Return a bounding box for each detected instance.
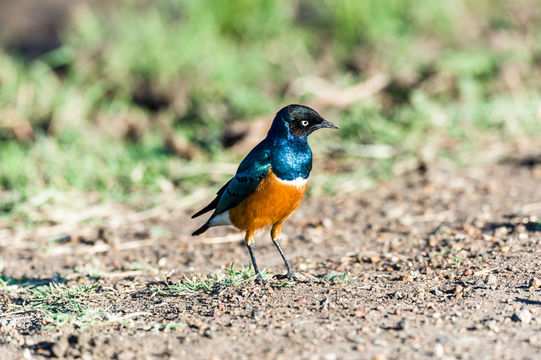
[11,282,103,330]
[316,272,354,284]
[164,264,270,295]
[449,253,464,269]
[40,308,104,330]
[435,248,465,269]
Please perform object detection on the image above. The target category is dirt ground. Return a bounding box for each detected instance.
[1,159,541,360]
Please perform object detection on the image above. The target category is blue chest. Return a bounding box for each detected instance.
[270,138,312,180]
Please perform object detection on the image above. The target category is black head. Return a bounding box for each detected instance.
[285,104,339,137]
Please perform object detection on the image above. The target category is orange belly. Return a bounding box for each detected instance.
[229,169,308,231]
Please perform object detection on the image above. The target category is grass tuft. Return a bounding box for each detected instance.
[316,272,354,284]
[4,281,103,330]
[161,264,270,295]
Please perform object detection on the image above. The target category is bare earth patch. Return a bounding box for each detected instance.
[1,161,541,359]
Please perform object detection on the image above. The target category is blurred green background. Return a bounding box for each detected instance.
[1,0,541,221]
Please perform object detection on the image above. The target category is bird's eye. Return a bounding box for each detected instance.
[301,120,309,127]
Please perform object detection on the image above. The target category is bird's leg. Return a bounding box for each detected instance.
[271,224,300,282]
[245,230,265,284]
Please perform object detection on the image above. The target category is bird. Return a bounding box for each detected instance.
[191,104,339,282]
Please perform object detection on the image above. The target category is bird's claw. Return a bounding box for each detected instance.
[274,272,302,282]
[254,275,267,284]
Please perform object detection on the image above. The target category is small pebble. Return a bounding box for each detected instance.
[529,277,541,289]
[506,265,517,272]
[454,285,464,299]
[462,268,473,276]
[354,307,367,318]
[512,308,532,324]
[487,321,500,333]
[400,274,412,282]
[251,309,263,320]
[485,274,498,286]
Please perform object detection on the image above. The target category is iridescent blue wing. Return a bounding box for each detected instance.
[214,142,271,214]
[191,141,271,219]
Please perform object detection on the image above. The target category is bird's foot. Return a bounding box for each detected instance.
[254,274,267,284]
[274,271,304,282]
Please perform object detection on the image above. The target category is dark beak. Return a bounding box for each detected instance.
[319,118,339,130]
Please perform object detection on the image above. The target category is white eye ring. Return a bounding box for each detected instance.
[301,120,309,127]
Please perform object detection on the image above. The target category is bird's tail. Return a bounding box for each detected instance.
[192,222,210,236]
[191,201,217,219]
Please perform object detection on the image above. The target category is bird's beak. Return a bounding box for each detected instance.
[319,118,339,130]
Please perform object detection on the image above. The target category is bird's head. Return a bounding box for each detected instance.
[279,104,339,137]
